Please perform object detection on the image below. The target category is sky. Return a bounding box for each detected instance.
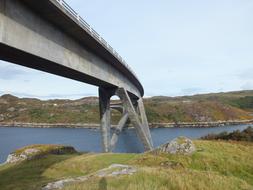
[1,0,253,99]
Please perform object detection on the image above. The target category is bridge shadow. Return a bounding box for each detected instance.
[0,154,78,190]
[99,177,107,190]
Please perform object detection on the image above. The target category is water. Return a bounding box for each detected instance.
[0,124,251,163]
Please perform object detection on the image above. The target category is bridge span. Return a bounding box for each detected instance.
[0,0,153,152]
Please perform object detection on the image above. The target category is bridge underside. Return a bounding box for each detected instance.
[0,0,141,98]
[0,0,153,152]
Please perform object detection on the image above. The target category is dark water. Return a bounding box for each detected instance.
[0,124,251,163]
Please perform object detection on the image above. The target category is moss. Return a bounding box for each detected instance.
[13,144,77,156]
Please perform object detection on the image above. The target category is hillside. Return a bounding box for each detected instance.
[0,141,253,190]
[145,90,253,123]
[0,90,253,126]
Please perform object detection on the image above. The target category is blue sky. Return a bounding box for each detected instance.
[1,0,253,99]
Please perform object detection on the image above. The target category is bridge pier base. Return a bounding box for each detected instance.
[99,87,153,153]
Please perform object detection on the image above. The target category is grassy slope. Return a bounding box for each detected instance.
[0,90,253,124]
[0,141,253,190]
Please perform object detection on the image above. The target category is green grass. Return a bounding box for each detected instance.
[0,155,75,190]
[0,141,253,190]
[42,153,137,179]
[62,141,253,190]
[13,144,77,156]
[65,168,251,190]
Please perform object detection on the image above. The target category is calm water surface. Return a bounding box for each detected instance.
[0,124,250,163]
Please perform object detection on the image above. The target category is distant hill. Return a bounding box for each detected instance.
[144,90,253,123]
[0,90,253,125]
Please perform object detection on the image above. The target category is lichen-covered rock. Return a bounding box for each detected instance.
[6,154,23,164]
[7,107,15,112]
[5,144,77,164]
[155,136,196,155]
[6,148,40,163]
[96,164,137,177]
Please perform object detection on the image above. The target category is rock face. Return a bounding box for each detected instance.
[6,148,40,164]
[5,145,77,164]
[156,136,196,155]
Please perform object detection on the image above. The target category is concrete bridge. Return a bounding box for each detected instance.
[0,0,153,152]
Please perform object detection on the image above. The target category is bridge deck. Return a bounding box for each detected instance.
[21,0,144,97]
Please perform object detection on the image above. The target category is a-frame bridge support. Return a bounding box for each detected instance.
[99,87,153,152]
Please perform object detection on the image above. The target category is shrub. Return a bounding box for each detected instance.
[201,127,253,142]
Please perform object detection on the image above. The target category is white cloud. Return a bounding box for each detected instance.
[0,62,28,80]
[241,82,253,90]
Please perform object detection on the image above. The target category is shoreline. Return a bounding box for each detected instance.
[149,119,253,128]
[0,120,252,129]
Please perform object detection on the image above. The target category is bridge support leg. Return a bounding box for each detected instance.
[116,88,153,151]
[138,98,153,147]
[99,87,114,152]
[110,112,129,151]
[99,87,153,152]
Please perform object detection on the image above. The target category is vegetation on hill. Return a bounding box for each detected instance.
[0,141,252,190]
[0,90,253,125]
[0,94,101,124]
[201,126,253,142]
[13,144,77,158]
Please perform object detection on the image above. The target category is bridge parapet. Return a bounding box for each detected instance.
[55,0,139,81]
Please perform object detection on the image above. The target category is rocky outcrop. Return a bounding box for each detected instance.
[96,164,137,177]
[42,164,137,190]
[6,148,40,163]
[154,136,196,155]
[5,145,77,164]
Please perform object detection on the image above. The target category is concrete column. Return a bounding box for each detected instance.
[116,88,153,151]
[110,112,129,151]
[0,0,6,42]
[99,87,114,152]
[138,98,153,147]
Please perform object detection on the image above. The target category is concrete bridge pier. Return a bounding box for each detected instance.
[98,87,115,152]
[99,87,153,153]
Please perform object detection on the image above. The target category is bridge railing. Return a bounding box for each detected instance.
[55,0,138,80]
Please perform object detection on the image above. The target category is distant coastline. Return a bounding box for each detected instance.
[149,119,253,128]
[0,119,252,129]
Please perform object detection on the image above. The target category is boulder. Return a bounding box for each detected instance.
[97,164,137,177]
[155,136,196,155]
[6,148,40,163]
[5,144,77,164]
[7,107,15,112]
